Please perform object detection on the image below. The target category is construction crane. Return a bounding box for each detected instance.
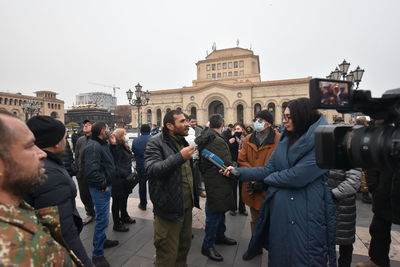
[88,82,121,97]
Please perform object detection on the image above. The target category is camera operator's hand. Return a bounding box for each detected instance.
[180,145,195,160]
[246,181,267,195]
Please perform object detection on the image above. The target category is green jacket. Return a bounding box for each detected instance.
[197,128,235,212]
[0,201,83,267]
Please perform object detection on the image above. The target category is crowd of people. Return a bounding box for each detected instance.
[0,96,398,267]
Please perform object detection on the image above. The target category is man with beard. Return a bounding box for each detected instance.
[0,110,82,266]
[145,110,200,267]
[26,116,92,267]
[82,121,118,267]
[75,119,96,225]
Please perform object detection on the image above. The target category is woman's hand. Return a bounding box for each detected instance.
[228,138,235,144]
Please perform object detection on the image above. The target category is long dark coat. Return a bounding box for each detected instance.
[196,128,235,213]
[238,116,337,267]
[110,143,133,197]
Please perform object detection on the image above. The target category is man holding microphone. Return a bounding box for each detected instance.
[145,110,200,267]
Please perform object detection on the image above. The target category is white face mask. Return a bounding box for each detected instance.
[124,136,129,143]
[253,120,266,132]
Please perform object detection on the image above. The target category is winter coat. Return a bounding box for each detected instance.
[110,143,133,197]
[62,139,76,177]
[328,169,361,245]
[144,131,200,222]
[132,133,152,169]
[238,115,337,267]
[196,128,235,213]
[25,151,91,267]
[82,137,116,190]
[74,135,91,174]
[366,169,400,224]
[237,128,280,210]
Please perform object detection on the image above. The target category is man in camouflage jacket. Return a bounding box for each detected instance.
[0,110,82,266]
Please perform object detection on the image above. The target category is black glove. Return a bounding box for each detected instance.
[246,181,267,196]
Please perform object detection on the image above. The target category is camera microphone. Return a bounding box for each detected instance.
[201,149,240,177]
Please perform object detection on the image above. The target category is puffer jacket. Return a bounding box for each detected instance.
[82,136,116,190]
[144,131,200,222]
[328,169,361,245]
[110,143,133,197]
[62,139,75,177]
[238,115,336,267]
[196,128,235,213]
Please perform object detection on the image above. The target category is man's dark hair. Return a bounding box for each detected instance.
[209,114,224,129]
[0,110,17,159]
[286,98,320,143]
[141,124,151,134]
[91,121,107,137]
[163,110,184,130]
[189,115,197,121]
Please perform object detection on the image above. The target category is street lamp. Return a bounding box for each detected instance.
[328,59,364,89]
[22,99,42,121]
[126,83,151,136]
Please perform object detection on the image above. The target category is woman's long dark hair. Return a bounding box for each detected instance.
[285,98,320,144]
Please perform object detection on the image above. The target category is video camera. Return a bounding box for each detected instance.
[309,78,400,171]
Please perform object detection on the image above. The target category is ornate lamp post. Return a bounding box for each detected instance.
[21,99,42,121]
[126,83,151,136]
[328,59,365,89]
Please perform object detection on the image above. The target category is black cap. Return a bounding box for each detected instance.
[255,110,274,124]
[83,119,92,124]
[27,116,66,149]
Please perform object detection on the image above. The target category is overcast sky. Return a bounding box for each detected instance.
[1,0,399,108]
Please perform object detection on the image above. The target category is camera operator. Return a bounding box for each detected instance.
[356,168,400,267]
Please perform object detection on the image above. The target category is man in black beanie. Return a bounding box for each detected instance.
[26,115,92,267]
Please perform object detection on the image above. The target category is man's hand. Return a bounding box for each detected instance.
[180,145,195,160]
[228,138,235,144]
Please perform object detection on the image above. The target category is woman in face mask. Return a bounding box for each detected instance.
[226,122,248,216]
[109,128,136,233]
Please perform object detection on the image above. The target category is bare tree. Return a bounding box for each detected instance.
[114,105,132,127]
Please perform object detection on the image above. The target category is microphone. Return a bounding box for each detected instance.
[201,149,240,177]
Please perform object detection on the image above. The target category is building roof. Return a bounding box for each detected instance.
[205,47,254,60]
[149,77,312,95]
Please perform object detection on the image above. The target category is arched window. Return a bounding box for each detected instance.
[147,109,152,124]
[19,100,22,106]
[166,108,171,113]
[50,111,58,118]
[177,107,182,112]
[156,109,162,126]
[267,103,276,123]
[190,107,197,118]
[254,103,261,116]
[14,99,18,105]
[51,103,54,109]
[4,98,8,105]
[208,101,224,118]
[48,103,51,108]
[0,97,2,104]
[237,104,244,123]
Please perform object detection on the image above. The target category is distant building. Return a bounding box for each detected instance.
[131,47,346,127]
[65,106,114,127]
[75,92,117,112]
[0,90,65,122]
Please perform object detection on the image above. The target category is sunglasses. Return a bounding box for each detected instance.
[282,113,292,121]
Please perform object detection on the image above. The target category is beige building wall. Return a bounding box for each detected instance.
[130,47,348,128]
[0,91,65,122]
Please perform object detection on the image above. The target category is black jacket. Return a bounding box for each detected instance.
[196,128,235,213]
[328,169,361,245]
[74,135,91,174]
[144,131,200,222]
[110,143,133,197]
[25,151,91,267]
[62,139,75,177]
[366,169,400,224]
[82,137,116,190]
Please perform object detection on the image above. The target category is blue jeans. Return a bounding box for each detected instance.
[202,203,226,249]
[89,187,111,258]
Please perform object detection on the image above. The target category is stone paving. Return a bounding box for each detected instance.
[76,180,400,266]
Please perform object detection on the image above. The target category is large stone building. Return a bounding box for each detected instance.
[65,105,114,127]
[132,47,344,127]
[0,90,65,122]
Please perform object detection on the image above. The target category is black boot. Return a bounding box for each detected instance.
[201,246,223,261]
[113,224,129,232]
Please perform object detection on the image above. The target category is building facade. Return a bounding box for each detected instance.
[0,90,65,122]
[75,92,117,112]
[131,47,346,127]
[65,106,114,127]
